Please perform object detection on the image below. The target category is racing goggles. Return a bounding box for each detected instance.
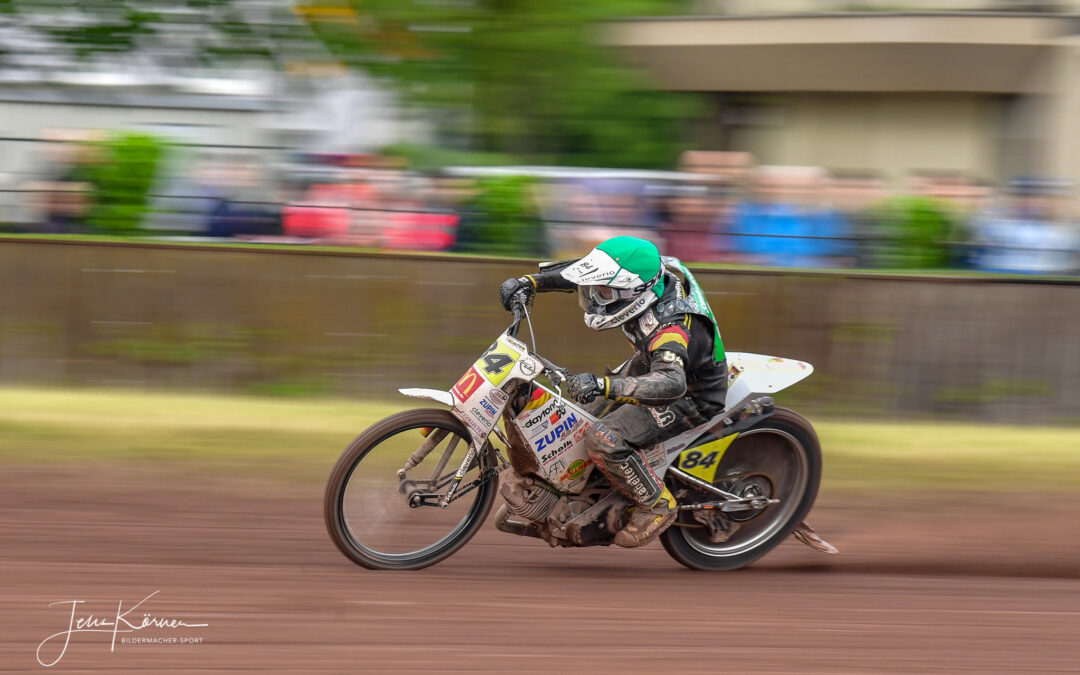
[583,284,640,307]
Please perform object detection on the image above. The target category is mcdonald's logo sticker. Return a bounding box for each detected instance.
[452,366,484,402]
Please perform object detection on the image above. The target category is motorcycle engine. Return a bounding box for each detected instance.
[496,465,626,547]
[498,466,560,523]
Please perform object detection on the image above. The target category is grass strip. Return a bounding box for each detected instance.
[0,387,1076,490]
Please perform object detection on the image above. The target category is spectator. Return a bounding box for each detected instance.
[203,152,280,238]
[970,177,1078,275]
[827,171,887,268]
[660,184,728,263]
[720,166,853,268]
[24,130,101,234]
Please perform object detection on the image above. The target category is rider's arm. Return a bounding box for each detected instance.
[500,261,576,310]
[600,323,691,407]
[522,266,576,293]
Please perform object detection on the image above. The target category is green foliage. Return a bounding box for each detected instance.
[870,196,954,269]
[302,0,695,168]
[456,175,545,255]
[85,131,166,234]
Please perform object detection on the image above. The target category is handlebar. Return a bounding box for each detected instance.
[505,293,570,385]
[506,288,533,338]
[507,303,525,339]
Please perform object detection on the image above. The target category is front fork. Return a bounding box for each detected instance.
[397,429,502,509]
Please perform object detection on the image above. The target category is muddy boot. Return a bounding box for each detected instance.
[614,486,677,548]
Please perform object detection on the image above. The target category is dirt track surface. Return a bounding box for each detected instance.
[2,464,1079,674]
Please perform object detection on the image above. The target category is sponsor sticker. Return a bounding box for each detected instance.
[533,413,579,454]
[573,424,589,442]
[476,397,499,419]
[522,395,560,429]
[727,363,743,384]
[503,334,527,352]
[539,438,574,465]
[563,458,589,480]
[452,366,484,402]
[462,410,491,437]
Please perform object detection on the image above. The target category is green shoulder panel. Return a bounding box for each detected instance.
[661,256,726,363]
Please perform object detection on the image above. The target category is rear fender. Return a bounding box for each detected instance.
[725,352,813,411]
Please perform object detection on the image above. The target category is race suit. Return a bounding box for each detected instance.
[523,266,729,508]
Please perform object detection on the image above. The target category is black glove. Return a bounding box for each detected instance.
[566,373,604,404]
[499,277,534,311]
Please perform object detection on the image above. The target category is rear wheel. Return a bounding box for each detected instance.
[324,409,497,570]
[660,407,822,571]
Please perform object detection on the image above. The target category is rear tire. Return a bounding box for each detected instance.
[324,409,497,570]
[660,407,822,571]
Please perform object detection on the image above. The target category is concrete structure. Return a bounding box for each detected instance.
[606,11,1080,185]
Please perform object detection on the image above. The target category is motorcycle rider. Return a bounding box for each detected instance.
[499,236,728,548]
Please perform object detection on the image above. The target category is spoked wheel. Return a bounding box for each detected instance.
[660,407,822,571]
[324,409,498,570]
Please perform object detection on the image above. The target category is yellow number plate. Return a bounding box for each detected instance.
[677,434,738,483]
[474,340,520,387]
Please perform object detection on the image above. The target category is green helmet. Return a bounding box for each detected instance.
[560,236,665,330]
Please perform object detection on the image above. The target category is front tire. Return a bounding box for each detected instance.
[660,407,822,571]
[324,409,497,570]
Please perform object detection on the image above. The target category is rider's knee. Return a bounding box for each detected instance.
[585,422,621,462]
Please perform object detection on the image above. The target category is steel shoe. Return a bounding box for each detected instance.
[613,486,677,548]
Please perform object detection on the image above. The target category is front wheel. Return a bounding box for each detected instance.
[324,409,497,570]
[660,407,822,571]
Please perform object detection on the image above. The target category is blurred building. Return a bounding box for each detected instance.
[607,5,1080,186]
[0,5,414,201]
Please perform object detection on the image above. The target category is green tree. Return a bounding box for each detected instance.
[301,0,695,168]
[454,175,545,256]
[85,132,167,234]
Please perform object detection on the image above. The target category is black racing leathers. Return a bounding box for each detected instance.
[524,267,727,411]
[523,267,728,508]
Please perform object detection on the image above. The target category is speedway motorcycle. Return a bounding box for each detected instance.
[325,292,836,570]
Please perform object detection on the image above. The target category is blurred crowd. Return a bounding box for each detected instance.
[7,138,1080,275]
